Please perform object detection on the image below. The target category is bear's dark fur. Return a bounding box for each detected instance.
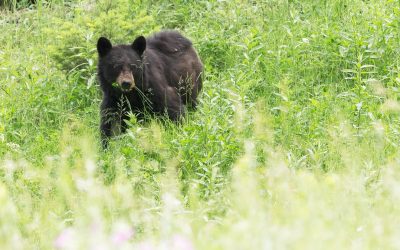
[97,30,203,147]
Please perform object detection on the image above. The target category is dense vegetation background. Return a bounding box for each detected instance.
[1,0,400,249]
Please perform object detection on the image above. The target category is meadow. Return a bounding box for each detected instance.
[1,0,400,249]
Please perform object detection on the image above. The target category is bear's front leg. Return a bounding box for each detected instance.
[160,86,186,122]
[166,104,185,122]
[100,99,118,149]
[100,113,112,149]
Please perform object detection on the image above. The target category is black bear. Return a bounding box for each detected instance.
[96,30,203,148]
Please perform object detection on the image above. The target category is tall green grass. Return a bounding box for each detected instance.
[1,0,400,249]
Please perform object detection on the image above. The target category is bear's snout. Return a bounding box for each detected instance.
[117,70,135,91]
[121,81,131,90]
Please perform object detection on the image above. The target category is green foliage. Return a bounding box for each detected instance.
[1,0,400,249]
[0,0,34,10]
[44,0,158,80]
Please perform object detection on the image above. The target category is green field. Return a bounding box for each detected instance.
[1,0,400,249]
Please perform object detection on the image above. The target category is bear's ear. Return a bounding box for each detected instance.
[131,36,146,56]
[97,37,112,57]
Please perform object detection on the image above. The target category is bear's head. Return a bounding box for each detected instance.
[97,36,146,92]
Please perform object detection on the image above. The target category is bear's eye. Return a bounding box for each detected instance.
[130,64,138,70]
[113,64,123,71]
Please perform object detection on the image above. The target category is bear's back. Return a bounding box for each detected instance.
[146,30,193,55]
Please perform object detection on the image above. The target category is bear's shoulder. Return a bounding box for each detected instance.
[147,30,193,54]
